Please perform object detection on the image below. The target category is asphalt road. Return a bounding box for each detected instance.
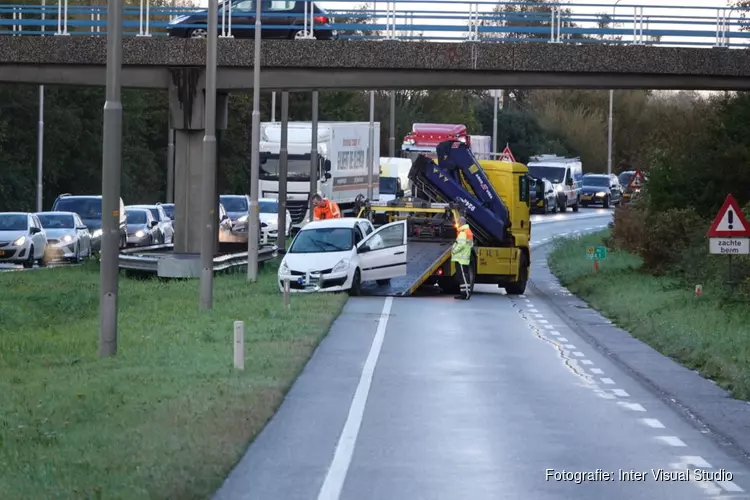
[214,209,750,499]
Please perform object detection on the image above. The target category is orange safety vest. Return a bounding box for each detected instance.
[313,200,341,220]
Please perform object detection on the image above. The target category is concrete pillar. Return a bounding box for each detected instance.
[168,68,228,254]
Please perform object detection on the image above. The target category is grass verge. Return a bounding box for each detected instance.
[0,262,348,499]
[548,230,750,400]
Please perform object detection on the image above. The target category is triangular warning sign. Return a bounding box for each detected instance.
[707,193,750,237]
[498,144,516,163]
[627,169,645,191]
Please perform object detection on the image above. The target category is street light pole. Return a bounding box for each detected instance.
[367,91,374,201]
[99,0,124,357]
[607,0,622,176]
[492,91,498,155]
[36,0,46,212]
[389,91,395,157]
[199,0,219,310]
[247,0,262,282]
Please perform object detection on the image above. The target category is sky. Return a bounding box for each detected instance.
[195,0,745,47]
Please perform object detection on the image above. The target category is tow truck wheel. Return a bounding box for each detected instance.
[559,197,567,212]
[572,198,580,212]
[348,269,362,296]
[504,253,528,295]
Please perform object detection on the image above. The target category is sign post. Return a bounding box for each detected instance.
[707,194,750,284]
[586,246,607,273]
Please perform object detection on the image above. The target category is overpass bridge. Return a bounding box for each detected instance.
[2,0,749,254]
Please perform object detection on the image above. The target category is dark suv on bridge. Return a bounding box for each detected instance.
[167,0,337,40]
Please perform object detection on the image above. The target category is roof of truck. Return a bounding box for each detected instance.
[479,159,529,174]
[409,123,466,136]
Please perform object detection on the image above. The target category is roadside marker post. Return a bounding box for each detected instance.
[234,320,245,370]
[695,284,702,297]
[283,278,291,309]
[707,194,750,284]
[586,246,607,273]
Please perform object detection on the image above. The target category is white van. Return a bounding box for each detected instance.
[526,155,583,212]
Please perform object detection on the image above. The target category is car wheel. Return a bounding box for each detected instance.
[551,199,558,213]
[505,252,528,295]
[559,197,567,212]
[348,268,362,296]
[23,246,35,269]
[572,199,580,212]
[188,28,207,38]
[290,28,313,40]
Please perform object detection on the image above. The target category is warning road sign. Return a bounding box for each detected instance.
[627,169,645,191]
[498,144,516,163]
[707,194,750,238]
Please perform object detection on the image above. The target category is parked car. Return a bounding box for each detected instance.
[580,173,622,208]
[529,175,557,214]
[167,0,336,40]
[220,194,251,223]
[277,218,408,295]
[254,197,292,239]
[125,208,160,247]
[0,212,48,268]
[51,194,127,251]
[127,204,174,244]
[36,211,92,263]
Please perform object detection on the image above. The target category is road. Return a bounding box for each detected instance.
[214,208,750,499]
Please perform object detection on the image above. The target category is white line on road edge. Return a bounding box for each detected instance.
[590,368,603,374]
[640,418,665,428]
[611,389,629,397]
[317,297,393,500]
[580,360,593,365]
[656,436,687,447]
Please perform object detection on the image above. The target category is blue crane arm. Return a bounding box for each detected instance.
[409,154,508,244]
[435,140,510,223]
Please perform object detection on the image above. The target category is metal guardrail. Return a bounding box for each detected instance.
[117,243,279,274]
[0,1,749,48]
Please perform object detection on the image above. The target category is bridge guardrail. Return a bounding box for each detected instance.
[118,243,279,274]
[1,1,749,48]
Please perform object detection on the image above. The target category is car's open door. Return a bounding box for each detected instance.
[356,220,408,282]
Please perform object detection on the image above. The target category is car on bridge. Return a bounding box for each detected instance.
[167,0,337,40]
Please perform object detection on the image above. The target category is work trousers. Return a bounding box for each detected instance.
[455,263,472,299]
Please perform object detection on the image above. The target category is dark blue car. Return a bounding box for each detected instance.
[167,0,336,40]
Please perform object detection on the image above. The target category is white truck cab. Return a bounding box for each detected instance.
[526,155,583,212]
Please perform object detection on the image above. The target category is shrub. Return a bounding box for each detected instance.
[640,207,706,273]
[610,202,648,255]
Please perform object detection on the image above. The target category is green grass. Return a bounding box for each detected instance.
[548,230,750,400]
[0,262,348,499]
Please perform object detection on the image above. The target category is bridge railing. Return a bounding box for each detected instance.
[1,1,749,48]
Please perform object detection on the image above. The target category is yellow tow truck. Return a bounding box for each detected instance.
[356,140,530,296]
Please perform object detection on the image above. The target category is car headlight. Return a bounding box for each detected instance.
[62,234,73,243]
[92,229,102,238]
[12,236,26,246]
[555,185,564,192]
[238,215,248,222]
[279,261,290,275]
[332,258,350,273]
[135,230,145,238]
[596,191,607,197]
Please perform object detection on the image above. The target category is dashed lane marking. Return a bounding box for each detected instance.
[656,436,687,447]
[618,402,647,412]
[557,337,569,342]
[573,352,585,357]
[564,344,576,349]
[612,389,629,397]
[590,368,604,374]
[580,360,593,365]
[641,418,665,428]
[601,378,615,384]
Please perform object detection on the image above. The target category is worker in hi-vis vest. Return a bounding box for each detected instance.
[451,216,474,300]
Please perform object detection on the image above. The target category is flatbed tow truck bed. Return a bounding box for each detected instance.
[360,241,451,297]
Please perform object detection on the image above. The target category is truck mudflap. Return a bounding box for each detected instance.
[410,154,507,244]
[360,241,452,297]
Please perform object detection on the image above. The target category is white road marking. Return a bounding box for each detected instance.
[544,325,555,330]
[612,389,629,397]
[564,344,576,349]
[656,436,687,447]
[641,418,665,428]
[573,352,585,357]
[677,456,712,468]
[524,299,531,303]
[590,368,603,374]
[717,480,744,492]
[534,313,544,318]
[316,297,393,500]
[549,331,560,336]
[519,295,526,298]
[529,309,539,313]
[525,303,534,308]
[558,337,568,342]
[580,360,593,365]
[601,378,615,384]
[618,402,647,411]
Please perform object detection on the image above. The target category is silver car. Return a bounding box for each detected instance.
[127,204,174,244]
[36,211,92,263]
[125,208,160,246]
[0,212,48,269]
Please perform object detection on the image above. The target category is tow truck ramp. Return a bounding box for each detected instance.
[360,241,451,297]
